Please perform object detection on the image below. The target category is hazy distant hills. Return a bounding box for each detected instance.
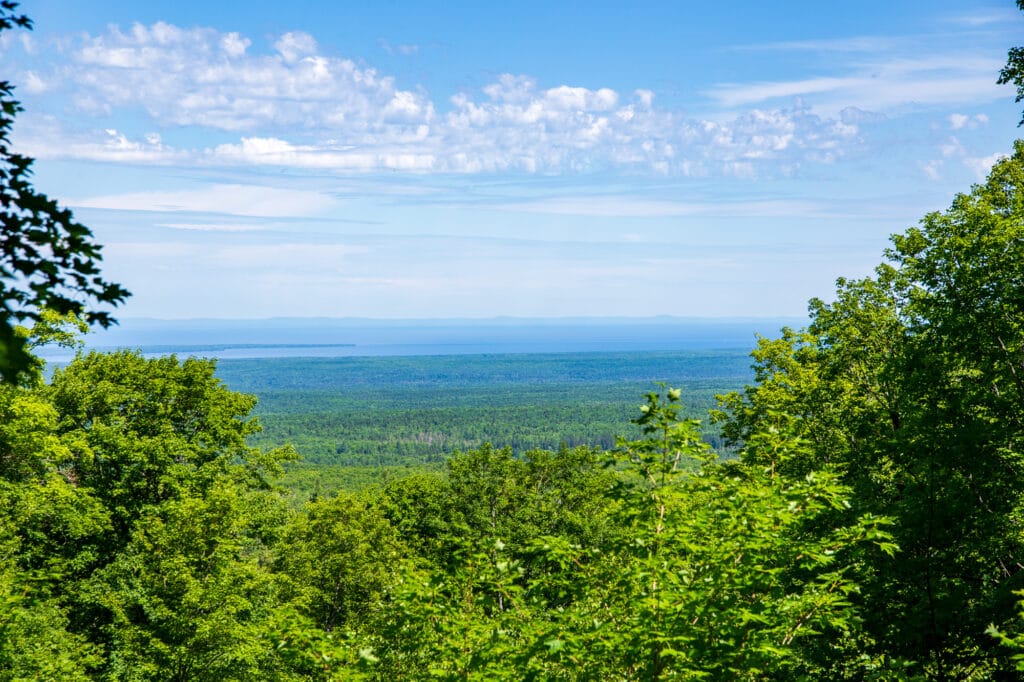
[39,316,806,361]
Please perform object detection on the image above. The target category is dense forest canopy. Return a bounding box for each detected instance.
[0,144,1021,678]
[5,1,1024,679]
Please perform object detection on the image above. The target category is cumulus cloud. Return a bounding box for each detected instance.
[273,31,318,63]
[920,159,943,181]
[220,32,250,58]
[963,152,1006,179]
[17,21,879,176]
[16,121,186,164]
[67,22,434,134]
[949,112,988,130]
[209,136,438,171]
[437,76,857,175]
[935,134,1006,179]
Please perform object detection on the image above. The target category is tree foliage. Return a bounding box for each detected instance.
[999,1,1024,125]
[718,141,1024,678]
[0,1,129,383]
[1,1,1023,670]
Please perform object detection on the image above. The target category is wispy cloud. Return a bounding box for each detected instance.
[71,184,338,217]
[706,55,1004,111]
[733,36,903,53]
[379,39,419,56]
[490,197,826,219]
[158,222,270,232]
[920,159,943,181]
[947,9,1021,27]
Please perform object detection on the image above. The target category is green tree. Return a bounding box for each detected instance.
[718,142,1024,678]
[46,351,294,545]
[32,350,300,671]
[999,1,1024,125]
[534,389,894,680]
[0,514,102,681]
[90,482,292,681]
[364,390,893,680]
[275,492,403,634]
[0,2,129,383]
[0,323,110,677]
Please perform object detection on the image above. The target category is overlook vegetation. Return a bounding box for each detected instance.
[2,144,1024,678]
[6,3,1024,678]
[211,350,751,497]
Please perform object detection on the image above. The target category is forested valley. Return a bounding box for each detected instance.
[1,144,1024,678]
[9,1,1024,678]
[216,350,751,497]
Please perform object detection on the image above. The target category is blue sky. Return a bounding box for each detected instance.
[4,1,1023,319]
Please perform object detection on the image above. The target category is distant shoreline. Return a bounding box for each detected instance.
[95,343,358,353]
[34,317,797,362]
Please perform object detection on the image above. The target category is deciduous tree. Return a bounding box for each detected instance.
[718,141,1024,678]
[999,1,1024,125]
[0,2,129,383]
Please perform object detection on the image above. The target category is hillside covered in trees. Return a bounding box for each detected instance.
[7,1,1024,677]
[1,143,1024,678]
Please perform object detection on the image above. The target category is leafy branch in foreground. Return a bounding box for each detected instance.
[362,389,895,680]
[999,1,1024,125]
[0,1,129,383]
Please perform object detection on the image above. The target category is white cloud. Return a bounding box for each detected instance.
[220,32,250,58]
[493,197,826,219]
[948,9,1021,26]
[544,85,618,111]
[964,152,1006,179]
[23,96,863,176]
[439,76,858,174]
[17,122,185,164]
[949,112,989,130]
[920,159,943,180]
[949,113,969,130]
[934,134,1007,179]
[22,71,48,94]
[940,136,966,158]
[15,22,885,176]
[273,31,318,63]
[707,54,1005,113]
[711,76,856,108]
[158,222,269,232]
[209,137,439,171]
[71,183,338,217]
[735,36,901,54]
[380,40,419,56]
[65,22,435,134]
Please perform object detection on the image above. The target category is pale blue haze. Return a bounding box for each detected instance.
[4,1,1022,319]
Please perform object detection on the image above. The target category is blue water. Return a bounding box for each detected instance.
[35,317,801,362]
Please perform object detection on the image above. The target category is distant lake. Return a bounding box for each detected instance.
[34,317,801,362]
